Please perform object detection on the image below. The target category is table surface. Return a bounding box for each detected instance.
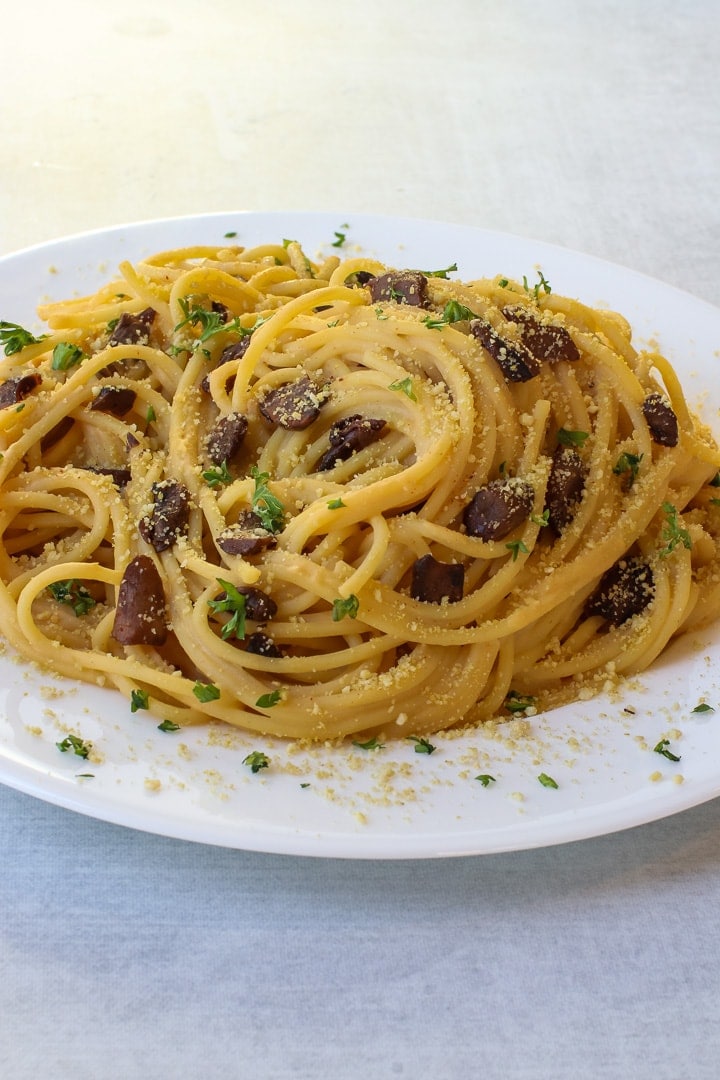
[2,3,720,1077]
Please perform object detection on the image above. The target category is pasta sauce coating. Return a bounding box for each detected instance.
[0,238,719,741]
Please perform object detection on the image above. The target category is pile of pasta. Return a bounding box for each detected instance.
[1,236,719,740]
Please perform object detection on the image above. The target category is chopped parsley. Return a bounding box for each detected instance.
[406,735,436,754]
[475,774,496,787]
[506,539,529,562]
[208,579,247,640]
[352,736,385,751]
[243,750,270,773]
[327,497,345,509]
[332,594,360,621]
[423,299,479,330]
[256,690,282,708]
[46,579,96,616]
[389,376,417,401]
[421,263,458,279]
[331,225,349,247]
[692,702,715,714]
[56,734,92,759]
[653,738,681,762]
[51,342,83,371]
[158,719,181,732]
[249,466,286,533]
[538,772,559,788]
[0,320,46,355]
[202,460,233,488]
[557,428,589,448]
[613,451,643,490]
[174,298,244,345]
[659,502,692,557]
[531,509,550,528]
[523,270,552,299]
[224,230,238,238]
[193,681,221,703]
[504,690,536,714]
[130,688,150,712]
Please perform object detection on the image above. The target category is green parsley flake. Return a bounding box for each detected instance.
[0,320,46,355]
[660,502,692,557]
[193,681,221,703]
[250,466,286,533]
[475,774,496,787]
[388,376,417,401]
[692,703,715,714]
[51,342,83,371]
[557,428,589,448]
[352,736,385,751]
[653,738,681,762]
[327,497,345,510]
[202,460,233,488]
[158,719,181,732]
[46,579,96,616]
[243,750,270,773]
[332,594,360,621]
[130,688,150,713]
[56,734,92,759]
[208,579,247,641]
[406,735,436,754]
[538,772,559,789]
[256,690,282,709]
[505,539,529,562]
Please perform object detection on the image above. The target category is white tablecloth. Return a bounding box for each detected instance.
[1,3,719,1077]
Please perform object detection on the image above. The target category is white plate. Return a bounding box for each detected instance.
[1,211,720,858]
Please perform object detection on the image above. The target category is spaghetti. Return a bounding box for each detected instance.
[0,237,719,740]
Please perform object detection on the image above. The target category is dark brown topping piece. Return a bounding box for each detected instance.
[545,446,587,533]
[317,415,387,471]
[245,631,283,658]
[503,307,580,362]
[258,374,328,430]
[109,307,156,347]
[470,318,541,382]
[200,337,251,393]
[85,466,132,489]
[642,392,679,447]
[463,479,534,541]
[586,558,655,626]
[411,554,465,604]
[237,586,278,622]
[0,373,41,409]
[216,511,277,556]
[368,271,430,308]
[40,417,74,453]
[206,412,249,465]
[89,386,137,417]
[112,554,168,645]
[138,480,190,552]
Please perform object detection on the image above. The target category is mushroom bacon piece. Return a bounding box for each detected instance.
[138,480,191,552]
[258,374,328,431]
[112,554,168,645]
[40,416,74,453]
[216,511,278,556]
[586,557,655,627]
[200,336,251,393]
[642,392,679,447]
[463,479,535,541]
[108,307,156,347]
[206,412,249,466]
[316,415,387,472]
[367,271,430,308]
[502,307,580,363]
[85,465,132,489]
[411,554,465,603]
[89,386,137,417]
[544,446,587,533]
[470,318,541,382]
[245,631,283,658]
[0,372,41,409]
[236,586,278,622]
